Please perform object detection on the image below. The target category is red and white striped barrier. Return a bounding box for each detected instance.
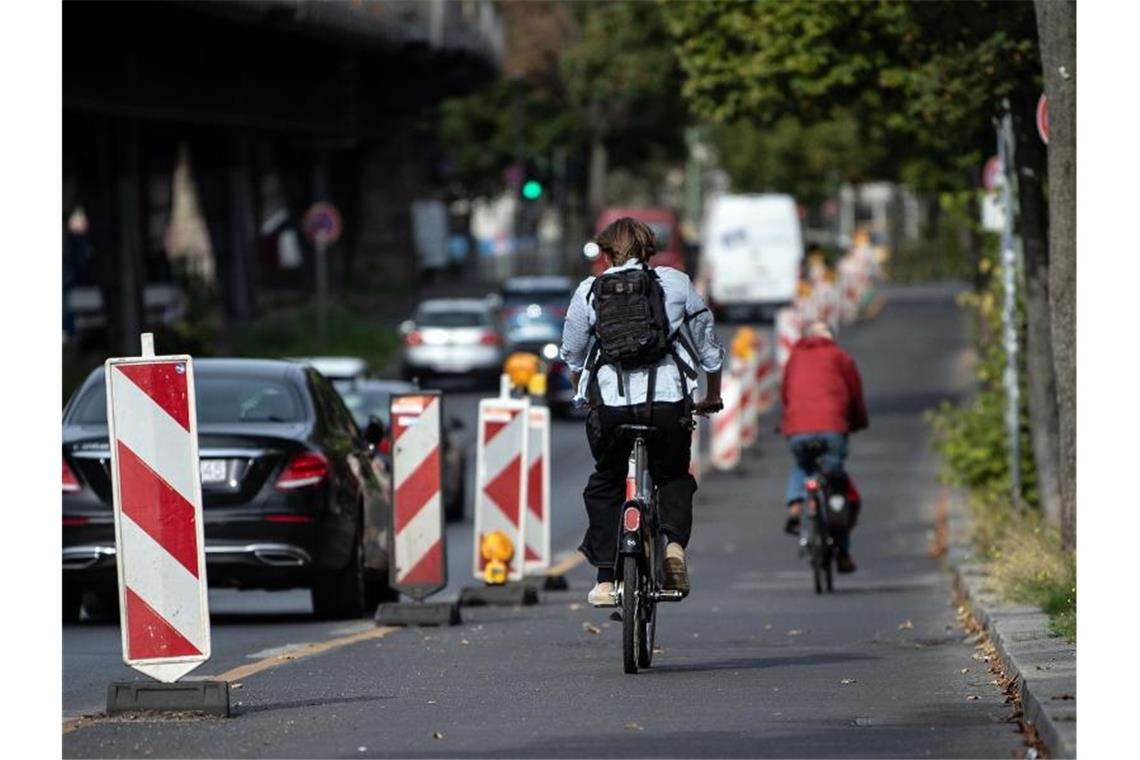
[473,398,529,582]
[523,406,551,575]
[752,332,778,417]
[390,392,446,600]
[106,341,209,683]
[775,307,802,371]
[711,362,743,471]
[738,351,759,448]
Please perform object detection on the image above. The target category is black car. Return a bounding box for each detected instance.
[337,379,468,522]
[62,359,395,622]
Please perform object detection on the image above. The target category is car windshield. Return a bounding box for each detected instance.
[503,311,564,342]
[338,388,393,428]
[67,374,307,425]
[414,309,490,328]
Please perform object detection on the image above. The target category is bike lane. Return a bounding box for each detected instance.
[64,284,1020,758]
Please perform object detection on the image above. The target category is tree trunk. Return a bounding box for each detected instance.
[1011,89,1062,527]
[1035,0,1076,550]
[587,131,608,222]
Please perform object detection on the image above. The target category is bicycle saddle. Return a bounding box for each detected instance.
[616,423,658,438]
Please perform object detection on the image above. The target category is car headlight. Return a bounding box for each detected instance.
[542,343,559,360]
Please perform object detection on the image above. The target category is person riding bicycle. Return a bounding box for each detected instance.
[781,319,868,573]
[560,217,725,607]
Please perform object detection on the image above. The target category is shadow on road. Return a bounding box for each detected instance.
[234,694,396,717]
[649,651,876,675]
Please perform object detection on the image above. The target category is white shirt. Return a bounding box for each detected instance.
[559,260,724,407]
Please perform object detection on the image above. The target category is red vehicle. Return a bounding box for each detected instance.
[590,207,686,276]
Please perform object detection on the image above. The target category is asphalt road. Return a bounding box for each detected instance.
[63,283,1022,758]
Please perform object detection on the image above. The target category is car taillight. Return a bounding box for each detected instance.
[623,506,641,532]
[479,331,501,347]
[275,452,329,490]
[404,330,424,347]
[63,456,81,493]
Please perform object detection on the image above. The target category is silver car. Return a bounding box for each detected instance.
[400,298,504,384]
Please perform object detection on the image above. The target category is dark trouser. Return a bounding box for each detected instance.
[579,401,696,570]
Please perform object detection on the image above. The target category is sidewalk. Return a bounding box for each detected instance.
[945,490,1077,758]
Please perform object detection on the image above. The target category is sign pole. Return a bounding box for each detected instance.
[997,111,1022,507]
[316,235,329,351]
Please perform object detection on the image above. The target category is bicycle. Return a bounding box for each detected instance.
[794,439,852,595]
[615,406,719,674]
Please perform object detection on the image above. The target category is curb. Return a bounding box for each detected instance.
[944,490,1076,758]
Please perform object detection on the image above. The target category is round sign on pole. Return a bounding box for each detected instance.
[1036,93,1049,145]
[303,202,343,245]
[983,155,1004,192]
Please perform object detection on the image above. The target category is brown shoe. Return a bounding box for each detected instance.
[663,542,690,594]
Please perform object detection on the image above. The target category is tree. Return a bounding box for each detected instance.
[1034,0,1076,550]
[668,0,1063,527]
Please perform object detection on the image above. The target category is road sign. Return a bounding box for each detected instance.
[106,341,209,683]
[473,398,529,582]
[390,392,447,601]
[1037,93,1049,145]
[303,202,343,245]
[983,155,1004,192]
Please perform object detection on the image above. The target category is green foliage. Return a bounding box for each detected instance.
[666,0,1041,195]
[229,307,400,376]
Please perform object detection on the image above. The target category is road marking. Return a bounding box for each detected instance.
[215,625,401,683]
[545,550,584,577]
[62,625,403,735]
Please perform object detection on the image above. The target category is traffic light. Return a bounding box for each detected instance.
[521,179,543,201]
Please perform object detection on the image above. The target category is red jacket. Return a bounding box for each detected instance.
[780,336,868,436]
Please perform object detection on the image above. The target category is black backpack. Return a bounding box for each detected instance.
[584,265,698,408]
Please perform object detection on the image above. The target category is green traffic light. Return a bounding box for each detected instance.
[521,180,543,200]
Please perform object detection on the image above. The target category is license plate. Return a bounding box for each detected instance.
[199,459,228,484]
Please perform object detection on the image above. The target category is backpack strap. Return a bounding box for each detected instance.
[683,307,709,323]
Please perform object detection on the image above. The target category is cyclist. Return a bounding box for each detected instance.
[781,319,868,573]
[560,217,724,607]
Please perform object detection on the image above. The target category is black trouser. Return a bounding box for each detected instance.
[579,401,697,570]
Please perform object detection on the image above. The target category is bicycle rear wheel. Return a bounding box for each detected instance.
[622,555,640,674]
[824,543,834,592]
[637,534,663,669]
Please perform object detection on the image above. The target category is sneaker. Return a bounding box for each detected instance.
[663,542,690,594]
[784,501,803,535]
[587,581,617,607]
[836,550,857,574]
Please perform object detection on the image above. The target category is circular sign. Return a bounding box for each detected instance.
[1036,93,1049,145]
[983,155,1004,192]
[303,202,343,245]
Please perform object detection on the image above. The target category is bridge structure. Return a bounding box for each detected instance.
[63,0,503,352]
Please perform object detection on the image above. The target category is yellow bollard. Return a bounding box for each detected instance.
[731,326,757,360]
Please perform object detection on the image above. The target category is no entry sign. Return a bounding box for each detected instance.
[106,346,210,683]
[303,202,343,245]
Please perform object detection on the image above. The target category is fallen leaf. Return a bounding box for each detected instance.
[652,646,665,654]
[569,603,583,611]
[764,624,773,630]
[357,747,367,753]
[960,668,969,674]
[582,622,601,635]
[624,722,644,732]
[898,620,914,630]
[787,629,803,636]
[427,700,436,705]
[432,731,444,740]
[231,683,243,690]
[966,695,979,701]
[692,633,700,639]
[840,678,857,685]
[460,639,470,646]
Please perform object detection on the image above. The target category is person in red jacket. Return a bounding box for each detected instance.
[781,320,868,572]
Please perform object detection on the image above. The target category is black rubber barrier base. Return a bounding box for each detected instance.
[539,574,570,592]
[106,681,230,717]
[375,601,461,627]
[458,583,540,607]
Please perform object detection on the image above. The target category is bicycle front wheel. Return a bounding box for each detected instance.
[622,555,640,674]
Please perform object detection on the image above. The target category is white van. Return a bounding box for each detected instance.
[701,194,803,320]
